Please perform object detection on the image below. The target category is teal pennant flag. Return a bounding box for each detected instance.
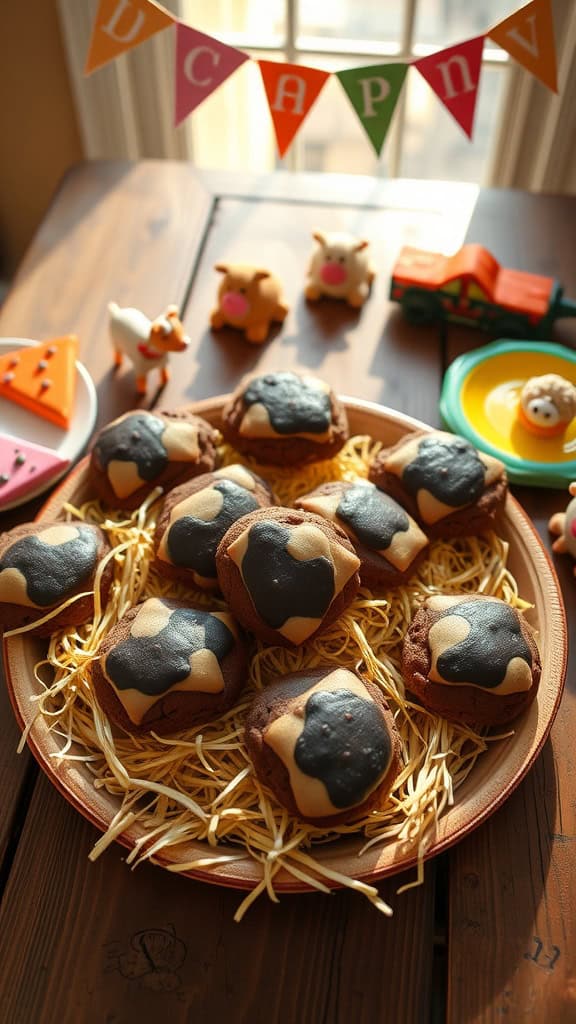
[336,63,409,156]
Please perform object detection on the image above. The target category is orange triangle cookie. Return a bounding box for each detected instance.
[0,336,78,429]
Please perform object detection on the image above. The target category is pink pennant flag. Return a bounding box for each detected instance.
[413,36,485,139]
[175,23,249,126]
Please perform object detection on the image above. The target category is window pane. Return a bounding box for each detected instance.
[399,64,507,183]
[414,0,509,48]
[297,0,404,49]
[182,0,285,48]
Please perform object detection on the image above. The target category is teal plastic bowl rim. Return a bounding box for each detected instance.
[440,339,576,489]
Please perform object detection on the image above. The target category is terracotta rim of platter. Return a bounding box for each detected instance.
[2,396,568,893]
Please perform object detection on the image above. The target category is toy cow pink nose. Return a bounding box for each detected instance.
[321,262,347,285]
[221,291,249,318]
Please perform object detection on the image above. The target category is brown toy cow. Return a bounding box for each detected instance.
[211,264,289,344]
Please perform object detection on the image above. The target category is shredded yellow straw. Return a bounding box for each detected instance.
[17,436,530,921]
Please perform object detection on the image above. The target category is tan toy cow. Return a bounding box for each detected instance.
[211,264,289,344]
[305,230,375,308]
[548,481,576,574]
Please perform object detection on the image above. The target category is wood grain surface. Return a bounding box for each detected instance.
[1,164,575,1024]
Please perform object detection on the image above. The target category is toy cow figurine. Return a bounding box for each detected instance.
[518,373,576,438]
[548,482,576,574]
[211,264,289,344]
[305,230,375,308]
[109,302,190,394]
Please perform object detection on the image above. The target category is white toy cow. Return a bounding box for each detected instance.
[109,302,190,394]
[548,481,576,574]
[305,230,375,308]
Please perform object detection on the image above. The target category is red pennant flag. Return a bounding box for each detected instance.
[489,0,557,93]
[85,0,174,75]
[258,61,330,158]
[174,24,249,126]
[413,36,485,139]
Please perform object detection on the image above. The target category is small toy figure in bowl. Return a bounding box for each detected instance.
[109,302,190,395]
[305,230,375,308]
[548,481,576,573]
[517,373,576,439]
[211,264,289,344]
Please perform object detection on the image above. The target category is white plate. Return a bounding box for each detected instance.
[0,338,98,511]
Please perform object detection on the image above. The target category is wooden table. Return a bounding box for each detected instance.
[0,163,575,1023]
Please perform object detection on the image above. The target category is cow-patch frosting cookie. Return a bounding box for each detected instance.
[295,479,429,588]
[401,594,541,726]
[90,597,247,735]
[89,408,218,509]
[216,506,361,646]
[369,430,507,538]
[153,464,274,589]
[221,371,349,465]
[245,666,401,826]
[0,521,112,635]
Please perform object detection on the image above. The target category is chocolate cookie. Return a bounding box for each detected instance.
[221,371,349,466]
[89,408,219,509]
[294,479,429,588]
[153,464,275,589]
[215,506,361,646]
[90,597,247,735]
[401,594,541,727]
[368,430,507,539]
[0,521,112,636]
[245,666,402,826]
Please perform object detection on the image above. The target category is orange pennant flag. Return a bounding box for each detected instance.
[85,0,175,75]
[489,0,557,93]
[258,61,330,158]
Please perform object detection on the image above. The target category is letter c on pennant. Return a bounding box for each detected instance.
[184,46,221,87]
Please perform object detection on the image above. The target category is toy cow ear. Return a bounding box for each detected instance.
[254,270,271,282]
[165,304,179,316]
[313,230,327,247]
[354,240,369,252]
[214,263,229,274]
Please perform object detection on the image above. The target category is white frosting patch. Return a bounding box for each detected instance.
[107,459,145,499]
[213,464,257,490]
[161,420,200,461]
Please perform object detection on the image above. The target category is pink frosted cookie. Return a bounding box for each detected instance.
[0,432,69,508]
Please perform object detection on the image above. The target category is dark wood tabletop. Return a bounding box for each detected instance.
[0,162,575,1024]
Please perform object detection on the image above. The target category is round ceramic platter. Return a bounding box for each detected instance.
[440,339,576,488]
[2,397,567,893]
[0,338,98,510]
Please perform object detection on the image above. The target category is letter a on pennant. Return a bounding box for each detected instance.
[489,0,557,93]
[413,36,485,139]
[336,64,408,156]
[175,23,249,126]
[85,0,174,75]
[258,61,330,158]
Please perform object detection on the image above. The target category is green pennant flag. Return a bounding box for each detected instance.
[336,63,409,156]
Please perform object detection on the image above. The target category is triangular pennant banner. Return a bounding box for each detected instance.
[258,61,330,158]
[413,36,485,140]
[489,0,557,93]
[336,63,408,156]
[174,24,249,126]
[85,0,174,75]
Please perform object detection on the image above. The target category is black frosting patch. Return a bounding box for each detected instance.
[106,607,234,696]
[436,600,532,688]
[95,413,168,482]
[294,689,391,809]
[166,480,259,577]
[402,436,485,508]
[336,483,409,550]
[243,372,331,436]
[0,526,99,607]
[240,521,334,628]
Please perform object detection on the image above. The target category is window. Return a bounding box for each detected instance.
[182,0,509,182]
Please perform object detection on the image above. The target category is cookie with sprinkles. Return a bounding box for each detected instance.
[401,593,541,726]
[89,407,219,509]
[0,521,113,635]
[221,371,349,466]
[368,429,507,539]
[245,666,402,826]
[90,597,247,735]
[153,463,275,590]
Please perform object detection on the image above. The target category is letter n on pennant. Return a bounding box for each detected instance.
[174,23,249,126]
[489,0,557,93]
[258,61,330,158]
[85,0,175,75]
[413,36,485,139]
[336,64,408,156]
